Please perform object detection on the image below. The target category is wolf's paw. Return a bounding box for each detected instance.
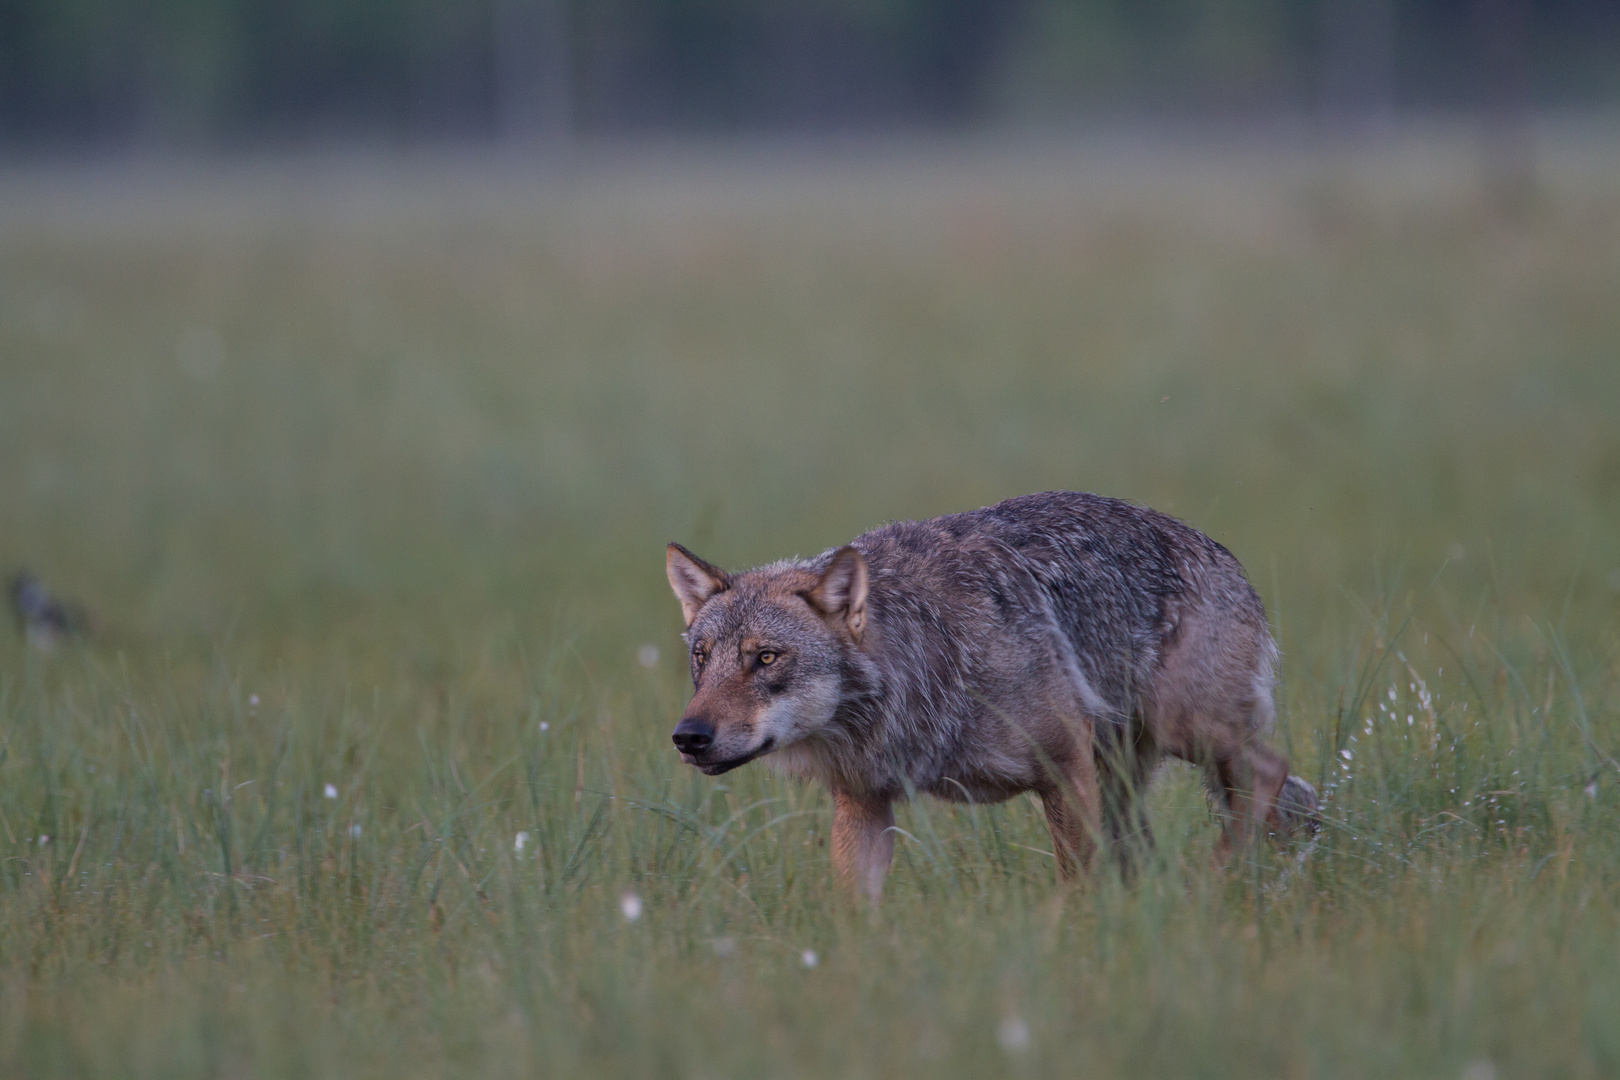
[1275,775,1322,837]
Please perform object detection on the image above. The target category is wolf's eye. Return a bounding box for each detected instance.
[757,650,778,666]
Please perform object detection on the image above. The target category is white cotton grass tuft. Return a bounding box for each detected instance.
[515,831,529,853]
[800,949,818,969]
[324,783,339,800]
[349,823,362,839]
[619,892,643,922]
[997,1016,1031,1053]
[637,643,660,669]
[248,694,260,708]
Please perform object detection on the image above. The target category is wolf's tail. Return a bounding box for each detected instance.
[1274,774,1321,836]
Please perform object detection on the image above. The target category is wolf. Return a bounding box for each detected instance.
[665,491,1319,902]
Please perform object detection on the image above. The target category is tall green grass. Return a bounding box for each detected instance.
[2,136,1619,1077]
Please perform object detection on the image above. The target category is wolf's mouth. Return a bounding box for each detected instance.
[693,738,776,776]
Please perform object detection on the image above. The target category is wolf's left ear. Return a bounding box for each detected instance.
[801,545,869,644]
[667,543,731,626]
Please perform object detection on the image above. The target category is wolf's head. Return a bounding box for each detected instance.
[664,542,868,775]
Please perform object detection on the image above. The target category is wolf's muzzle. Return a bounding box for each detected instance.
[694,738,775,776]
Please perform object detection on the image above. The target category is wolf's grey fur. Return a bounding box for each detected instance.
[666,491,1319,901]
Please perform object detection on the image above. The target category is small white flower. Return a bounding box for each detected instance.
[712,936,736,957]
[248,694,260,707]
[324,783,339,800]
[637,643,661,669]
[620,892,643,922]
[1340,749,1353,761]
[801,949,818,969]
[539,721,549,733]
[997,1016,1031,1053]
[350,823,362,839]
[37,835,49,846]
[1586,779,1599,798]
[515,831,529,853]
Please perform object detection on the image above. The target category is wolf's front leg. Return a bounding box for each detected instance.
[831,793,895,903]
[1039,743,1103,881]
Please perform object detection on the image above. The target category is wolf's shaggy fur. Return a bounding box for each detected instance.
[667,491,1318,901]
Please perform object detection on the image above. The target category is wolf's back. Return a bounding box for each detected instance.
[925,491,1265,719]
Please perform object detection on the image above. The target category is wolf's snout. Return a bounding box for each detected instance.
[672,718,715,755]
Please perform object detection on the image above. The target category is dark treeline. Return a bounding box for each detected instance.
[1,0,1617,147]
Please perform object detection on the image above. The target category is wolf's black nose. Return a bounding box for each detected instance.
[672,719,715,755]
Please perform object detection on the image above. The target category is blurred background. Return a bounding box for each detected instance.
[1,0,1617,148]
[3,10,1620,1076]
[3,1,1619,657]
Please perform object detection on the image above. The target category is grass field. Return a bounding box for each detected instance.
[3,130,1620,1078]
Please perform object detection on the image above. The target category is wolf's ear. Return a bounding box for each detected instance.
[667,543,730,626]
[801,545,869,644]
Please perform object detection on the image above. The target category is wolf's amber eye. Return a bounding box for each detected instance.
[757,650,778,666]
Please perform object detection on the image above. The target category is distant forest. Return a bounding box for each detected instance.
[2,0,1617,146]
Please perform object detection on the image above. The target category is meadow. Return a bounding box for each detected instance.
[2,130,1619,1078]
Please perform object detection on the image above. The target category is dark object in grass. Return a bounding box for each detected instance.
[8,570,90,653]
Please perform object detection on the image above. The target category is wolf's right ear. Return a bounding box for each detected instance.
[667,543,731,626]
[801,545,869,644]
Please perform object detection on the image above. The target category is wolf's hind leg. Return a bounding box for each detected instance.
[832,794,895,904]
[1209,739,1289,865]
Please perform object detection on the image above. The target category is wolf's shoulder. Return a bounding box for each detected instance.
[967,490,1175,535]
